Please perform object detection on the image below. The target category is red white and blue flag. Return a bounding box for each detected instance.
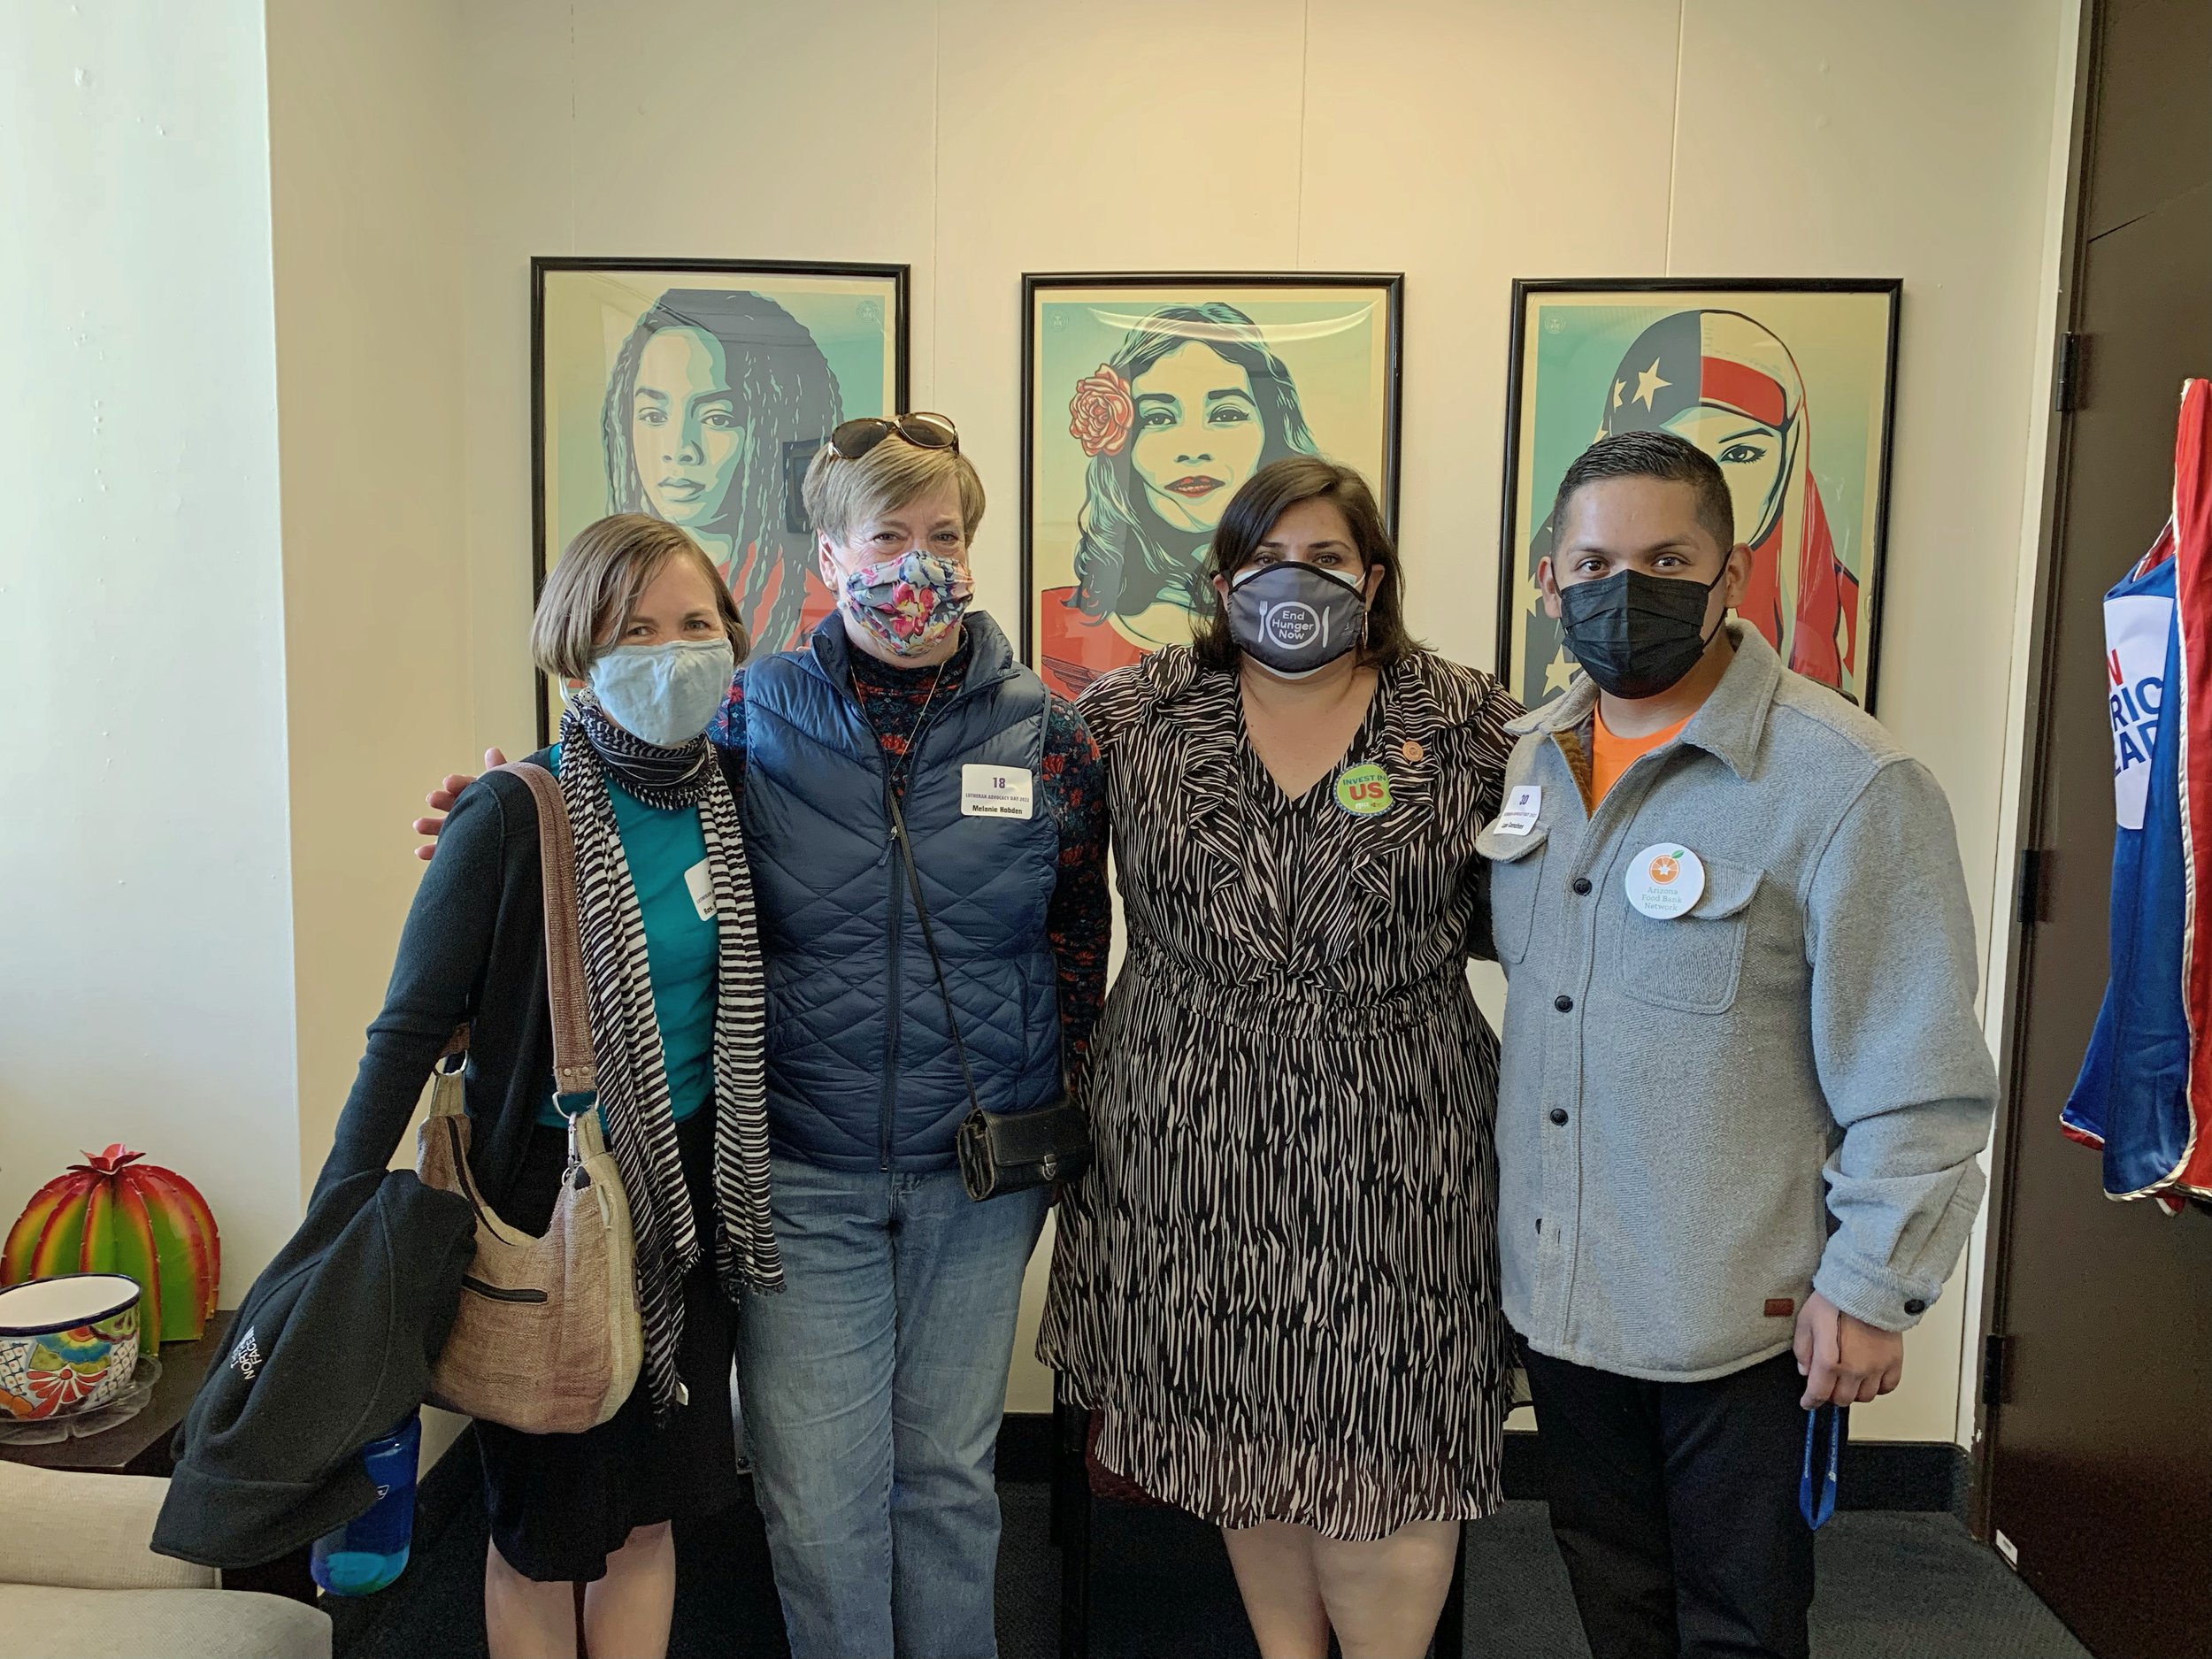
[2066,378,2212,1205]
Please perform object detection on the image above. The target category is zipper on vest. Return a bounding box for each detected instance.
[856,675,951,1175]
[882,801,902,1172]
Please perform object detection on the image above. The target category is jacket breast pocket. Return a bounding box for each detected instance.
[1474,822,1548,965]
[1615,858,1763,1014]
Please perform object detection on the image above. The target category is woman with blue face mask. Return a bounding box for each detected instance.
[313,513,780,1659]
[1041,455,1524,1659]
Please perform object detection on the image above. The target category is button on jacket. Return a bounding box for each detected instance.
[1483,624,1997,1381]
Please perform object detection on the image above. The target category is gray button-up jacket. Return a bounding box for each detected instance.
[1484,624,1997,1381]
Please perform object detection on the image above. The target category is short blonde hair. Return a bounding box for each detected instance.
[803,432,987,547]
[531,514,746,680]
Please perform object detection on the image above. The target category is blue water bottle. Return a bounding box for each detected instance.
[311,1412,421,1595]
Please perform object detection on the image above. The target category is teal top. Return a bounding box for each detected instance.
[536,745,717,1127]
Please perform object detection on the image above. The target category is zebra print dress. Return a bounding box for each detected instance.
[1039,644,1523,1541]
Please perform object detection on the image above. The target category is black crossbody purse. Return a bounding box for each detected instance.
[887,787,1094,1202]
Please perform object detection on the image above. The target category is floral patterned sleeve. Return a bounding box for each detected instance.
[706,666,749,787]
[1040,692,1111,1094]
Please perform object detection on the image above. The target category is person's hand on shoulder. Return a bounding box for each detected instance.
[412,748,507,862]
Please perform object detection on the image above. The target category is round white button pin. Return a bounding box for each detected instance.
[1625,843,1706,919]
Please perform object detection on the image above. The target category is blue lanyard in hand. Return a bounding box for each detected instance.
[1801,1404,1840,1530]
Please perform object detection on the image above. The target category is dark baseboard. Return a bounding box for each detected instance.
[1002,1414,1970,1519]
[997,1409,1056,1484]
[422,1414,1970,1531]
[1509,1427,1965,1514]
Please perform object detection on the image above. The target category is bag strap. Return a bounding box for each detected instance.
[494,760,599,1107]
[887,787,985,1122]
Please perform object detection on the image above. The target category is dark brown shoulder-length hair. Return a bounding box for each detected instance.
[1189,456,1415,672]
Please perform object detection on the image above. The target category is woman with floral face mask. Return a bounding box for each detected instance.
[1041,455,1524,1659]
[318,514,780,1659]
[720,415,1111,1657]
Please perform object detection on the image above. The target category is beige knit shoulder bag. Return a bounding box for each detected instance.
[415,760,642,1435]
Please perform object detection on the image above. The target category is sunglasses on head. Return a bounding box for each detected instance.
[827,412,960,461]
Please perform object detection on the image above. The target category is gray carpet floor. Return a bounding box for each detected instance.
[333,1481,2093,1658]
[1069,1495,2092,1659]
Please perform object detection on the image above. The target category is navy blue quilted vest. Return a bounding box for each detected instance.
[741,611,1064,1172]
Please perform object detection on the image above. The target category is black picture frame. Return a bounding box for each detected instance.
[1020,271,1405,695]
[1497,277,1901,714]
[531,256,910,743]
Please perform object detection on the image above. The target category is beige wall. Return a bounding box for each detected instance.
[0,0,303,1301]
[13,0,2055,1441]
[262,0,476,1471]
[265,0,473,1202]
[445,0,2072,1442]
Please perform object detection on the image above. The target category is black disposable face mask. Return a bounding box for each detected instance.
[1555,565,1727,700]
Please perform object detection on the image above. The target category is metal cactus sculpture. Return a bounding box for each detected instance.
[4,1146,220,1356]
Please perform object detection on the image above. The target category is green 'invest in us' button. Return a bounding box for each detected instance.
[1334,763,1393,817]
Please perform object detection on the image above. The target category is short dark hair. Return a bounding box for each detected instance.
[1190,457,1415,672]
[1549,430,1735,560]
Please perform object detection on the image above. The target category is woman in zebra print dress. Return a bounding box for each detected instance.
[1041,457,1522,1658]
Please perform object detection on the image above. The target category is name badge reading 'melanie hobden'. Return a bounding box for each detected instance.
[1490,785,1540,836]
[961,764,1035,820]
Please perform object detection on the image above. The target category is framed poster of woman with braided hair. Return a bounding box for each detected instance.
[1023,273,1403,700]
[534,257,907,738]
[1499,278,1901,713]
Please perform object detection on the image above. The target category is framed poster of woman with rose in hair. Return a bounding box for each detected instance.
[1022,273,1403,699]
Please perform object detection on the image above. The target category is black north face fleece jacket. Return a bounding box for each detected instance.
[152,1167,472,1569]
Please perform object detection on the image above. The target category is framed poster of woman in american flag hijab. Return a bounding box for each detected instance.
[1498,279,1901,713]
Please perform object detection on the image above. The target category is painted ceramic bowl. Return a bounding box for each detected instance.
[0,1273,142,1420]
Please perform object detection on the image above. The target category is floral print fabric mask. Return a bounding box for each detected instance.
[837,549,975,657]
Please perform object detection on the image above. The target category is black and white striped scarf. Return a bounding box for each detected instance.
[558,692,782,1421]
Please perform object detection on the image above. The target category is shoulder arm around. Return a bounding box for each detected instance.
[1454,660,1526,824]
[707,664,748,770]
[1041,691,1112,1088]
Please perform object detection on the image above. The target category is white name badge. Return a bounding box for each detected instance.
[683,859,715,922]
[1625,842,1706,919]
[961,764,1035,820]
[1491,784,1541,837]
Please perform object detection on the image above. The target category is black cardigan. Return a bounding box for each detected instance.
[311,747,740,1215]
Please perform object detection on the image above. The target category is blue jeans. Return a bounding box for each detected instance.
[737,1156,1049,1659]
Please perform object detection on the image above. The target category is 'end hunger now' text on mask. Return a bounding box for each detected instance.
[839,549,974,657]
[1556,566,1727,700]
[588,637,734,749]
[1227,561,1368,680]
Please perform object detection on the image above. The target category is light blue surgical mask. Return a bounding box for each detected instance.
[586,638,734,748]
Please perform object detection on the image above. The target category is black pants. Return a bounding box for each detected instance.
[1519,1341,1816,1659]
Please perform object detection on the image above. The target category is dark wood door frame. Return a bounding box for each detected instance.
[1970,19,2212,1655]
[1966,0,2098,1543]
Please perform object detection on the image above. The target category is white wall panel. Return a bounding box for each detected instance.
[0,1,301,1297]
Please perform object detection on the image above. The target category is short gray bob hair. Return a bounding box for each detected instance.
[802,428,987,547]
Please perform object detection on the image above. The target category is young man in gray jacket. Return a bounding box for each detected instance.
[1482,430,1996,1659]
